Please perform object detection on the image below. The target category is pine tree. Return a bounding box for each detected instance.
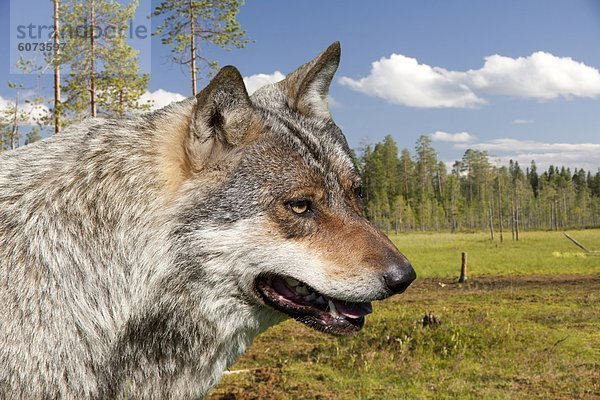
[1,59,47,151]
[414,135,437,230]
[398,148,414,201]
[60,0,149,122]
[529,160,539,197]
[1,83,45,151]
[362,144,390,229]
[153,0,249,95]
[0,115,7,151]
[97,29,151,117]
[53,0,62,133]
[445,173,463,232]
[381,135,400,203]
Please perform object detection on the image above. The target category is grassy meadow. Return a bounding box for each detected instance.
[210,229,600,399]
[390,229,599,277]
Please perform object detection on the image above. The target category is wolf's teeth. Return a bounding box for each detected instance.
[295,285,309,295]
[285,277,299,287]
[305,293,316,301]
[328,300,341,318]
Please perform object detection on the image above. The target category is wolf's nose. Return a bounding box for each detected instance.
[383,262,416,295]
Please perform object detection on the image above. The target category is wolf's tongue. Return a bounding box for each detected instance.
[332,300,373,319]
[270,277,373,319]
[272,277,297,298]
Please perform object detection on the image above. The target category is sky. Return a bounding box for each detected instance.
[2,0,600,171]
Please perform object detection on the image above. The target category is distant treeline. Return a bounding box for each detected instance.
[357,135,600,236]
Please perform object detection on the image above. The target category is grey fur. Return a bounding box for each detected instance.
[0,42,413,399]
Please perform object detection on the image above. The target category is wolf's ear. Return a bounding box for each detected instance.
[189,66,257,169]
[281,41,340,119]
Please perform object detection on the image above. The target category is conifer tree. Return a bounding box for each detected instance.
[60,0,149,122]
[53,0,62,133]
[1,58,47,151]
[152,0,249,95]
[97,25,151,117]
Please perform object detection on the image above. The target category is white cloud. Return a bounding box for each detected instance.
[243,71,285,95]
[28,103,50,124]
[461,52,600,100]
[139,89,186,111]
[339,51,600,108]
[0,97,9,110]
[0,95,50,125]
[455,138,600,171]
[338,54,485,108]
[430,131,476,143]
[455,138,600,153]
[512,119,533,125]
[495,152,600,172]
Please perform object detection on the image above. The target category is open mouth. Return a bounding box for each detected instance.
[255,275,373,336]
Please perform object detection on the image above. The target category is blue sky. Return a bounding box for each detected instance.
[2,0,600,170]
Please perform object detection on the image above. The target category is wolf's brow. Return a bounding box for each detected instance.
[256,107,333,174]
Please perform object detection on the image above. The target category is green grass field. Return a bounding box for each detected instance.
[389,229,599,278]
[210,229,600,399]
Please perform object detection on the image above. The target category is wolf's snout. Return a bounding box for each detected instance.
[383,260,416,295]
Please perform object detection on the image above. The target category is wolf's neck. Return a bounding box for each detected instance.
[103,279,281,399]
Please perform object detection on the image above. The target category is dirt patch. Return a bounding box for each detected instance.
[407,273,600,294]
[212,368,283,400]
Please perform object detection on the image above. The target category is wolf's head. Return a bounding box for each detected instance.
[171,42,415,336]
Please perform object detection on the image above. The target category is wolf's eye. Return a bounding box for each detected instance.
[353,185,363,200]
[288,199,311,215]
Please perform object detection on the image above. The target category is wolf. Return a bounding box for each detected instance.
[0,42,415,399]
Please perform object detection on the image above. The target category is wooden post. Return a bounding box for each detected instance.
[458,252,468,283]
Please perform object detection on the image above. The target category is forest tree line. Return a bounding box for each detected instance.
[359,135,600,236]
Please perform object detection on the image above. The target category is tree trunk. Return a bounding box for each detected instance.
[119,89,124,116]
[515,193,520,241]
[11,91,20,150]
[554,199,558,231]
[511,199,515,241]
[53,0,61,133]
[489,201,494,241]
[563,194,568,228]
[450,193,457,233]
[89,0,97,117]
[189,0,197,96]
[498,177,503,243]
